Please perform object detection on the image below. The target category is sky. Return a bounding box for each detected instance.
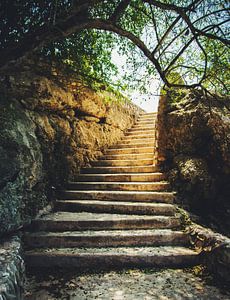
[111,49,160,113]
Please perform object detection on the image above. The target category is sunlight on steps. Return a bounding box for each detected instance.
[23,112,199,270]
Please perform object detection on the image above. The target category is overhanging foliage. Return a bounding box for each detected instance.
[0,0,229,95]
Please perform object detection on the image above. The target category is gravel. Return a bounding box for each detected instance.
[24,267,230,300]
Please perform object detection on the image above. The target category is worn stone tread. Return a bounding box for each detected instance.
[81,165,158,174]
[105,146,154,154]
[138,114,157,118]
[35,211,178,221]
[137,117,156,121]
[55,200,174,207]
[24,229,189,248]
[125,133,154,139]
[55,200,175,215]
[137,120,156,124]
[140,112,156,115]
[26,246,196,256]
[128,126,155,131]
[91,158,155,167]
[135,121,155,125]
[26,228,184,237]
[127,129,155,134]
[74,173,165,182]
[113,142,155,149]
[100,153,154,160]
[25,246,199,268]
[120,137,155,144]
[124,133,155,137]
[59,190,175,202]
[123,133,155,138]
[66,181,169,191]
[32,212,180,231]
[23,111,198,270]
[131,125,155,129]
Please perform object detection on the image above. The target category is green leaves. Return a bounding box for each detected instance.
[0,0,229,96]
[42,29,119,88]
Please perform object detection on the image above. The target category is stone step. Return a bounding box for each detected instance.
[138,115,156,119]
[91,159,155,167]
[81,165,158,174]
[137,119,156,125]
[105,147,154,155]
[125,132,155,139]
[139,112,156,116]
[74,172,165,182]
[139,112,157,118]
[122,131,155,141]
[100,153,154,160]
[130,127,155,132]
[127,131,155,137]
[140,112,157,115]
[23,109,195,272]
[120,137,155,144]
[129,126,155,132]
[137,116,156,120]
[136,120,155,125]
[128,128,155,133]
[66,181,170,191]
[139,113,156,117]
[24,246,198,269]
[30,212,181,231]
[111,142,155,149]
[24,229,188,249]
[55,200,175,215]
[58,190,175,203]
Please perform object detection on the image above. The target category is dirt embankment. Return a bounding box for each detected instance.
[0,57,142,235]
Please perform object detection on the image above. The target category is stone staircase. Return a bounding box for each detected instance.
[23,112,199,269]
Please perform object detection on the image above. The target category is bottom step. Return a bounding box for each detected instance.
[25,246,199,269]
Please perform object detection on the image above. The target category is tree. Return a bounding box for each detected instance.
[0,0,229,94]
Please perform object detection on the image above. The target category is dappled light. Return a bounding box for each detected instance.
[24,268,230,299]
[0,0,229,95]
[0,1,229,299]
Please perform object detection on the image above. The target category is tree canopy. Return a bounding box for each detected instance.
[0,0,229,95]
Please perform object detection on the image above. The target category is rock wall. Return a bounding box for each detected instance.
[0,57,142,236]
[0,236,25,300]
[187,222,230,284]
[157,89,230,235]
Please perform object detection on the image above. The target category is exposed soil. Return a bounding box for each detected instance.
[24,266,230,300]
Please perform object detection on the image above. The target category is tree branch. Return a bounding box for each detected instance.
[152,0,202,55]
[152,15,181,55]
[0,0,228,92]
[164,37,195,74]
[144,0,230,46]
[109,0,131,23]
[0,0,103,69]
[85,19,202,89]
[149,5,160,44]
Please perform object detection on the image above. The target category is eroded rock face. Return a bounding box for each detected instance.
[157,90,230,235]
[0,236,24,300]
[188,223,230,284]
[0,58,142,236]
[0,100,46,234]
